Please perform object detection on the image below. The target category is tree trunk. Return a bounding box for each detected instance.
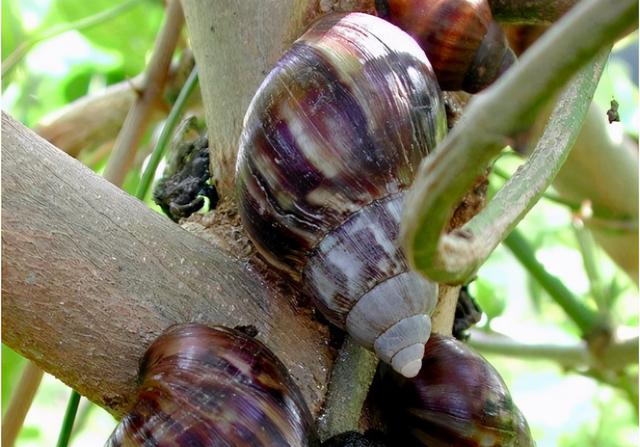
[1,112,332,417]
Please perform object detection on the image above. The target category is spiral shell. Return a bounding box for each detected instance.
[236,12,446,378]
[106,324,317,446]
[381,334,535,446]
[376,0,516,92]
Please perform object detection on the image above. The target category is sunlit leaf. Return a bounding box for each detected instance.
[471,278,506,321]
[2,0,26,60]
[51,0,164,75]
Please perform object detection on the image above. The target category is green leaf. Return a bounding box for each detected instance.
[50,0,164,75]
[472,279,506,321]
[2,0,25,60]
[2,344,26,412]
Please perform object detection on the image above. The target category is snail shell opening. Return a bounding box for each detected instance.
[236,12,447,377]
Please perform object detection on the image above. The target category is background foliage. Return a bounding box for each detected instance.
[2,1,638,446]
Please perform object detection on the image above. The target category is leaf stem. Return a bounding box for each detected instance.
[2,0,145,79]
[56,390,81,447]
[503,229,601,335]
[136,66,199,200]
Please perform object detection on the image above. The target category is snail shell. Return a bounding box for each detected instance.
[376,0,516,92]
[381,334,535,446]
[236,12,446,378]
[106,324,318,446]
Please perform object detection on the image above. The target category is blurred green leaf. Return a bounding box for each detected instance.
[472,278,507,321]
[2,0,25,60]
[50,0,164,75]
[2,344,26,412]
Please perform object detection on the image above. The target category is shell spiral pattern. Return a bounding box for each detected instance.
[236,13,447,378]
[376,0,516,93]
[381,334,535,446]
[106,324,317,447]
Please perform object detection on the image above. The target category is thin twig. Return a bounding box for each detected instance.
[103,0,184,187]
[55,391,81,447]
[317,337,379,442]
[136,67,199,200]
[503,229,601,335]
[467,329,638,370]
[2,0,145,79]
[1,362,44,447]
[402,0,637,285]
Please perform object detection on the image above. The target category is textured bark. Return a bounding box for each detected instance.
[1,112,332,417]
[181,0,376,196]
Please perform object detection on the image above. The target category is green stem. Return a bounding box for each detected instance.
[135,66,198,201]
[402,0,637,285]
[503,229,600,335]
[56,390,81,447]
[2,0,145,79]
[573,220,609,315]
[491,164,582,210]
[317,337,379,442]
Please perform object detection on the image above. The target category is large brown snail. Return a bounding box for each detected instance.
[235,12,446,378]
[106,324,318,446]
[375,0,516,92]
[380,334,534,446]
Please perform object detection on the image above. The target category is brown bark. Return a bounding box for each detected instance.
[1,111,332,417]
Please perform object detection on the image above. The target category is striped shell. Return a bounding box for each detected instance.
[106,324,317,447]
[236,13,446,377]
[376,0,516,92]
[381,334,535,447]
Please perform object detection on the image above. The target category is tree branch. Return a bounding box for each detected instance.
[1,111,332,418]
[468,330,638,370]
[103,0,184,186]
[34,50,196,158]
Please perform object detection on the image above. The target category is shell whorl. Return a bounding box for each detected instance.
[236,13,446,377]
[376,0,516,93]
[106,324,317,447]
[382,334,535,446]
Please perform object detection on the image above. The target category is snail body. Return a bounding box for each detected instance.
[381,334,534,446]
[376,0,516,92]
[107,324,317,446]
[236,12,446,378]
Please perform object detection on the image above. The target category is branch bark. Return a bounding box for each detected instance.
[1,112,332,418]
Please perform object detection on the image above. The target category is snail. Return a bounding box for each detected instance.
[106,324,318,446]
[375,0,516,93]
[235,12,446,378]
[380,334,535,446]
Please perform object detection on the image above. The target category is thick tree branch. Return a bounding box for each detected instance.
[1,112,332,418]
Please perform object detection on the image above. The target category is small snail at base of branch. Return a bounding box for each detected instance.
[375,0,516,93]
[236,12,446,378]
[106,324,318,447]
[380,334,535,447]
